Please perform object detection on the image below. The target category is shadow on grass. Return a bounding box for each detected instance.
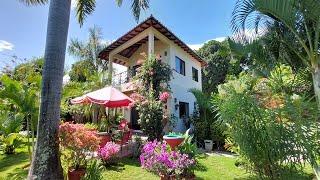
[194,153,209,172]
[104,157,141,172]
[5,167,28,180]
[234,167,314,180]
[0,152,29,172]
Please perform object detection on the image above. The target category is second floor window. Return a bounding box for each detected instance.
[192,67,198,82]
[175,56,185,75]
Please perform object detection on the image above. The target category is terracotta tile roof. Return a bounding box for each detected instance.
[98,16,206,66]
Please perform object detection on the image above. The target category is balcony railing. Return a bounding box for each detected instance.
[112,69,136,86]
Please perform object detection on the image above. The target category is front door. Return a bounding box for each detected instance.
[130,107,140,130]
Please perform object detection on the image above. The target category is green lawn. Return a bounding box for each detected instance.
[0,145,315,180]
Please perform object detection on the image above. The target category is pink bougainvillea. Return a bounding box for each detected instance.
[140,140,196,177]
[98,142,121,165]
[130,92,145,103]
[159,91,170,102]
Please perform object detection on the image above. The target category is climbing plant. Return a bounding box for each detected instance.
[130,54,172,140]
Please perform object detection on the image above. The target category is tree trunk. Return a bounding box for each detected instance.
[311,66,320,180]
[28,0,71,179]
[312,66,320,108]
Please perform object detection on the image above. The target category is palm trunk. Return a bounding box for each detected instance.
[311,66,320,180]
[28,0,71,179]
[312,66,320,108]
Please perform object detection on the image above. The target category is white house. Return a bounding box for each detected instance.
[98,16,206,132]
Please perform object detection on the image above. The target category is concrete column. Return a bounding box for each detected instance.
[148,31,154,57]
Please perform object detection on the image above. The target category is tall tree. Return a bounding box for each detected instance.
[68,26,108,72]
[197,40,241,94]
[231,0,320,105]
[18,0,149,179]
[231,0,320,178]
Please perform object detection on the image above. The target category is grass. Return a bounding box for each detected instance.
[0,141,30,180]
[0,145,315,180]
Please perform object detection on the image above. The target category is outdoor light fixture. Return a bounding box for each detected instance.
[175,104,179,110]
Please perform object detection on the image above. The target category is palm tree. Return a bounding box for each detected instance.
[231,0,320,178]
[68,25,109,72]
[19,0,149,179]
[231,0,320,105]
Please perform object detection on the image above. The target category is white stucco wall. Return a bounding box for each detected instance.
[111,27,203,133]
[168,43,202,132]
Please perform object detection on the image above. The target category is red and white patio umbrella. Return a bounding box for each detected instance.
[71,86,133,107]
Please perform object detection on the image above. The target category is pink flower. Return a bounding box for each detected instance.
[59,122,100,168]
[130,93,145,103]
[159,91,170,102]
[98,142,120,161]
[119,119,128,130]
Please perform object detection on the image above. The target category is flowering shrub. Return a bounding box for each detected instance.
[98,142,120,166]
[140,140,196,177]
[59,122,100,169]
[132,55,173,140]
[159,91,170,102]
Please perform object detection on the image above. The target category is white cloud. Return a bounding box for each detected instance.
[187,37,227,50]
[71,0,77,9]
[0,40,14,51]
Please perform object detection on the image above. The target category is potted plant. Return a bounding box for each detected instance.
[140,140,196,179]
[59,122,100,180]
[163,132,185,150]
[97,142,121,166]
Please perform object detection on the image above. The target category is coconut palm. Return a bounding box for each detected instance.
[68,26,109,72]
[231,0,320,178]
[231,0,320,104]
[18,0,149,179]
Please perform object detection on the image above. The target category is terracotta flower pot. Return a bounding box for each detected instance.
[163,135,184,150]
[182,174,196,180]
[97,132,112,148]
[68,168,86,180]
[159,174,175,180]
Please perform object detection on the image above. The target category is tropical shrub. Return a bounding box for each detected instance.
[189,88,226,148]
[0,112,24,154]
[131,55,172,140]
[213,72,320,178]
[97,142,120,166]
[59,122,100,170]
[177,130,198,158]
[140,140,196,178]
[82,159,104,180]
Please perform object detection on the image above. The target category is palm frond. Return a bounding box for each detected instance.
[231,0,296,41]
[131,0,149,22]
[188,88,210,110]
[18,0,48,6]
[68,38,87,59]
[76,0,96,27]
[115,0,123,6]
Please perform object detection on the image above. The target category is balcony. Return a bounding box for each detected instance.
[112,68,137,86]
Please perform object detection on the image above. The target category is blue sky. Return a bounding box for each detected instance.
[0,0,236,70]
